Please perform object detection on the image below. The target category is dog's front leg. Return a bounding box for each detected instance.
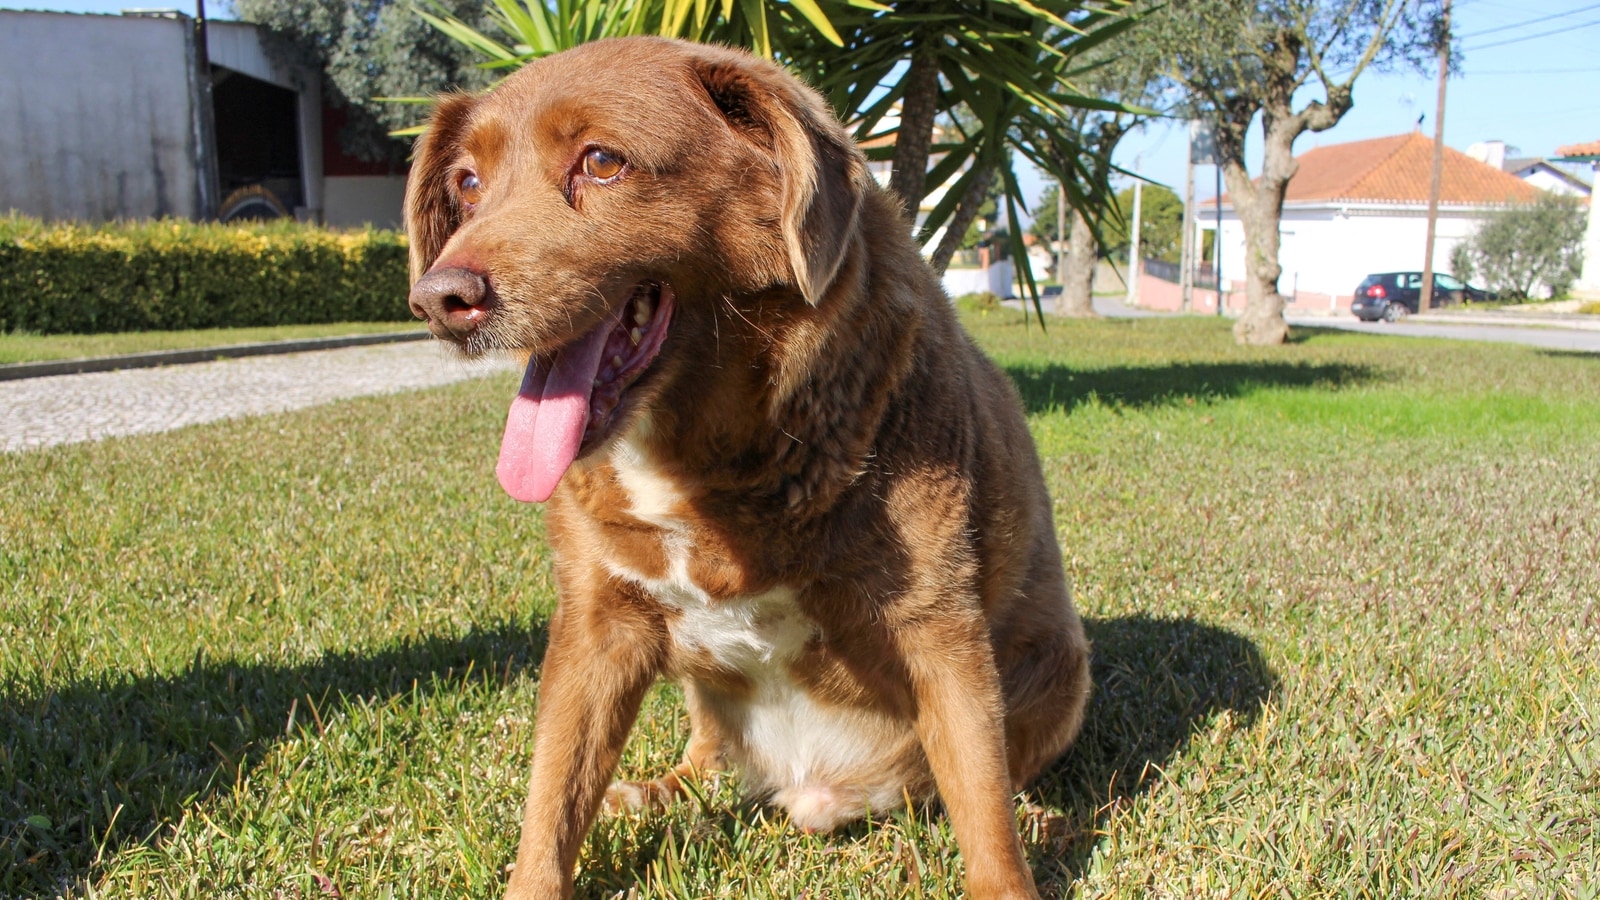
[505,593,663,900]
[900,613,1040,900]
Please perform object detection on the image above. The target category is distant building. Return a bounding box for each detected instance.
[1554,139,1600,296]
[1168,131,1540,314]
[1469,139,1593,199]
[0,9,407,228]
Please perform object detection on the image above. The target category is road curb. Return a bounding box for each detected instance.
[0,330,432,382]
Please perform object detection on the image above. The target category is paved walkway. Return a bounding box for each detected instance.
[1,341,516,454]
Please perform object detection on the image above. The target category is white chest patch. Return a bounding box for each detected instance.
[608,421,684,530]
[604,426,916,824]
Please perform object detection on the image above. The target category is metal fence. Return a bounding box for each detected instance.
[1142,258,1218,289]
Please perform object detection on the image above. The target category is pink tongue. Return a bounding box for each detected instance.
[495,320,615,503]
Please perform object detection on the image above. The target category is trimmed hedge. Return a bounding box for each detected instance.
[0,215,412,334]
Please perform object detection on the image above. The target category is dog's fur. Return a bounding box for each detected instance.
[404,37,1090,900]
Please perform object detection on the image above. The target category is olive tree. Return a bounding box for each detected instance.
[1451,194,1587,302]
[1148,0,1446,344]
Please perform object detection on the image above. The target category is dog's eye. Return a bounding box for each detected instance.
[582,149,625,182]
[459,173,484,207]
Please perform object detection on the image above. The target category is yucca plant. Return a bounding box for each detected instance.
[413,0,849,68]
[410,0,1149,319]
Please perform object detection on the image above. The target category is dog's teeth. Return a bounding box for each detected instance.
[633,302,652,326]
[630,327,642,345]
[612,355,624,368]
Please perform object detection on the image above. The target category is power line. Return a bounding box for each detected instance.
[1466,17,1600,50]
[1456,1,1600,39]
[1469,66,1600,74]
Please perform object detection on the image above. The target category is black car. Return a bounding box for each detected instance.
[1351,272,1491,322]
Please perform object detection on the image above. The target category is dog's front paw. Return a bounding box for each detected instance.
[602,777,680,814]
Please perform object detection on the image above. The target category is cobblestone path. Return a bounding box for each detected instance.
[1,341,515,453]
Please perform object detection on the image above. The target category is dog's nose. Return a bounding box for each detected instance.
[409,266,490,340]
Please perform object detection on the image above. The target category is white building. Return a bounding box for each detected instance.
[1195,131,1541,313]
[1554,140,1600,297]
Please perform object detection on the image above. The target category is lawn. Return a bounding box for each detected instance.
[2,312,1596,898]
[0,322,426,365]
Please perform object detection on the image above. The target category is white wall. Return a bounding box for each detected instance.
[942,261,1015,299]
[0,11,203,221]
[1518,167,1588,198]
[1207,203,1495,300]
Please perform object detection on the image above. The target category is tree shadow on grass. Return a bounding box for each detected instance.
[1025,615,1276,892]
[1537,348,1600,360]
[1006,360,1375,415]
[0,620,549,896]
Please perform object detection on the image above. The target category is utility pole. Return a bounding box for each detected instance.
[1180,127,1197,313]
[1126,159,1143,308]
[1056,179,1067,310]
[1420,0,1451,314]
[1215,162,1223,316]
[193,0,220,220]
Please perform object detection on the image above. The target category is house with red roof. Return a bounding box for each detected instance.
[1171,131,1543,314]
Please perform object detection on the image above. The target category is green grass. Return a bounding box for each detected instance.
[2,313,1597,898]
[0,321,426,364]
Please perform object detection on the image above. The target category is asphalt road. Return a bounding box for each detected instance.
[1284,314,1600,353]
[1086,294,1600,354]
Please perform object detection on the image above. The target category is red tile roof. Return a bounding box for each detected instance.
[1209,131,1540,207]
[1556,140,1600,159]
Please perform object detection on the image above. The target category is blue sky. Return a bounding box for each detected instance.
[1103,0,1600,201]
[9,0,1599,210]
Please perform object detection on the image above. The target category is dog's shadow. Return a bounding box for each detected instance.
[4,611,1268,896]
[1025,614,1275,890]
[0,620,550,895]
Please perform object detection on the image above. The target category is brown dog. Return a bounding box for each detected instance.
[404,36,1089,900]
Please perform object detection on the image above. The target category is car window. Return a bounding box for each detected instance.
[1435,273,1466,290]
[1401,274,1422,289]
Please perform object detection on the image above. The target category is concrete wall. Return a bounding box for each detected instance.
[324,176,408,229]
[0,11,205,221]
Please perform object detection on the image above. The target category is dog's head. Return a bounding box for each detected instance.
[404,37,868,502]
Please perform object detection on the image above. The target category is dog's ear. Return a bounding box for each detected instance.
[404,93,478,281]
[692,55,867,305]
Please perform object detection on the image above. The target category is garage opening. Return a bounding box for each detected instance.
[211,66,301,221]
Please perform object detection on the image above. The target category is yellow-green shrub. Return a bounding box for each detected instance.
[0,215,411,334]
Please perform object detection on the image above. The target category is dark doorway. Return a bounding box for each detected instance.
[211,67,302,221]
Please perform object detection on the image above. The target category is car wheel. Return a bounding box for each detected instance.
[218,185,289,223]
[1382,302,1408,323]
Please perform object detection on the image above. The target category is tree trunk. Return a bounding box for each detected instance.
[1224,116,1297,345]
[888,47,940,225]
[1056,208,1097,317]
[929,166,996,275]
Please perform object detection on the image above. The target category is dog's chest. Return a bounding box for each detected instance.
[603,433,915,811]
[603,431,811,666]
